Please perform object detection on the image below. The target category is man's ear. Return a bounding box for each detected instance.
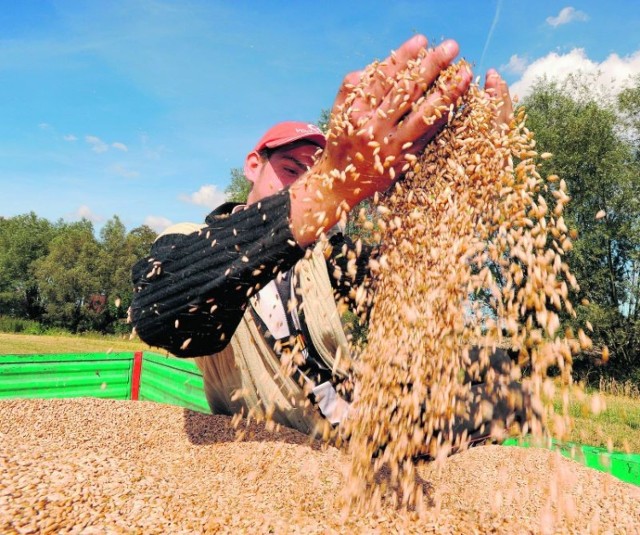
[244,151,262,184]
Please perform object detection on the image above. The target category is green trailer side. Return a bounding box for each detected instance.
[0,353,133,400]
[138,352,209,413]
[0,351,209,412]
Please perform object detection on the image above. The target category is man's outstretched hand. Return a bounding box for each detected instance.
[290,34,473,246]
[323,35,472,202]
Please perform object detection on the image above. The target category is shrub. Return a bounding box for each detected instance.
[0,316,44,334]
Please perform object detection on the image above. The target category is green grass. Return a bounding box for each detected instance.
[0,332,159,355]
[556,386,640,453]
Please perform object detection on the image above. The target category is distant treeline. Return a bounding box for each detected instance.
[0,214,156,335]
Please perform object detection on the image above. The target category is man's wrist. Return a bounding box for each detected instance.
[289,170,346,248]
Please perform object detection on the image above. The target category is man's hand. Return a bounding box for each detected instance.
[484,68,513,129]
[290,34,472,247]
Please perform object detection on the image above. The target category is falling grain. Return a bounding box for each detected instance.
[330,61,589,515]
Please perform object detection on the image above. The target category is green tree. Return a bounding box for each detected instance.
[618,75,640,149]
[125,225,158,264]
[224,167,251,203]
[317,108,331,133]
[521,76,640,380]
[0,213,57,319]
[0,212,156,333]
[33,220,102,332]
[103,220,157,333]
[94,216,129,332]
[98,216,128,292]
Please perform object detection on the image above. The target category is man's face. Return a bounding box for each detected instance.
[246,141,321,204]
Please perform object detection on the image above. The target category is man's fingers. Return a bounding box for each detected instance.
[320,33,474,207]
[358,35,431,104]
[379,34,429,81]
[379,39,461,124]
[332,70,364,115]
[335,35,430,126]
[333,36,462,132]
[395,63,472,152]
[484,69,505,102]
[484,69,513,128]
[419,40,460,88]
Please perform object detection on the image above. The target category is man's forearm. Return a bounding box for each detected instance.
[130,188,305,356]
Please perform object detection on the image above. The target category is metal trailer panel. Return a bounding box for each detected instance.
[142,352,202,373]
[0,352,133,364]
[0,352,210,411]
[138,353,210,414]
[0,353,133,401]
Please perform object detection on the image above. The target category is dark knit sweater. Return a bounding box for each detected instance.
[130,188,371,357]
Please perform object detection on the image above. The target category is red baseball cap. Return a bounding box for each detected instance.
[252,121,326,153]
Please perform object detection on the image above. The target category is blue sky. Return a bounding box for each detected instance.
[1,0,639,234]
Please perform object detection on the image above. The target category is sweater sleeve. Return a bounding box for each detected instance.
[130,188,305,357]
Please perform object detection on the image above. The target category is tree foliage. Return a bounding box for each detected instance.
[317,108,331,134]
[0,213,57,319]
[96,217,158,333]
[618,75,640,149]
[224,167,251,203]
[0,214,156,334]
[33,220,102,332]
[521,75,640,380]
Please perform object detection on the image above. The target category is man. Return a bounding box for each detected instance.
[131,35,525,442]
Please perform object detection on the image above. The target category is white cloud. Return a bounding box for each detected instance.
[179,184,226,209]
[546,7,588,27]
[112,141,128,151]
[63,134,77,142]
[74,205,103,223]
[111,164,140,178]
[85,135,109,153]
[38,123,51,130]
[510,48,640,101]
[500,54,528,75]
[144,215,173,233]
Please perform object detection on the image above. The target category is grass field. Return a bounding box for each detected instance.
[0,332,159,355]
[563,389,640,453]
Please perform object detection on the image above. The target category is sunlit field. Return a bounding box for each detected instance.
[0,332,156,355]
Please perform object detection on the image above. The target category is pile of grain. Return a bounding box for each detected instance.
[1,397,639,533]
